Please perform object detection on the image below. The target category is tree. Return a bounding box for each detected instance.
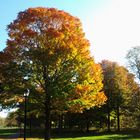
[5,111,19,127]
[2,7,106,140]
[121,72,140,130]
[0,117,5,128]
[100,60,133,131]
[0,50,26,111]
[126,46,140,81]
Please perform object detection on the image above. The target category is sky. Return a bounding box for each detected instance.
[1,0,140,117]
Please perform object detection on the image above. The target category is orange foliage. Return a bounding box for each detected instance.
[5,7,106,113]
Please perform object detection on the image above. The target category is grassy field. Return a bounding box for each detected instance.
[0,128,18,137]
[17,134,140,140]
[17,132,140,140]
[1,128,140,140]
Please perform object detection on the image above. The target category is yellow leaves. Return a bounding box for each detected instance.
[68,91,107,113]
[48,50,54,56]
[15,96,24,103]
[65,58,106,113]
[93,92,107,107]
[71,84,94,99]
[4,96,24,104]
[68,84,107,113]
[36,86,44,93]
[80,91,107,109]
[75,84,92,96]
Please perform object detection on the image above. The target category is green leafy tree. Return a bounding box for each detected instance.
[2,7,106,140]
[121,73,140,129]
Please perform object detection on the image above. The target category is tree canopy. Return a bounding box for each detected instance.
[0,7,106,140]
[100,60,138,131]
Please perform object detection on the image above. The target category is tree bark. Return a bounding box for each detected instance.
[43,66,51,140]
[116,103,120,131]
[45,93,51,140]
[107,103,111,132]
[58,114,63,134]
[29,118,32,136]
[86,120,90,133]
[24,96,27,140]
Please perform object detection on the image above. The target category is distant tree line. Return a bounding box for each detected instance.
[4,52,140,134]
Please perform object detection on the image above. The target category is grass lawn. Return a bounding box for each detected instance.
[17,134,140,140]
[0,128,18,136]
[17,132,140,140]
[1,128,140,140]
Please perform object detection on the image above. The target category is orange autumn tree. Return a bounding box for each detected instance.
[5,7,106,140]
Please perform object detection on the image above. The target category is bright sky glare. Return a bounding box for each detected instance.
[0,109,8,118]
[1,0,140,117]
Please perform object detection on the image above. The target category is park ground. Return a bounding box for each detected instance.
[1,128,140,140]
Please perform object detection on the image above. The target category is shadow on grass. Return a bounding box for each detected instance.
[0,128,19,139]
[1,128,140,140]
[52,130,140,140]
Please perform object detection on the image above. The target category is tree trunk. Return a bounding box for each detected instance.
[29,118,32,136]
[24,96,27,140]
[86,120,90,133]
[43,66,51,140]
[45,94,51,140]
[99,119,102,129]
[58,114,63,134]
[116,104,120,131]
[107,103,111,132]
[19,123,22,137]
